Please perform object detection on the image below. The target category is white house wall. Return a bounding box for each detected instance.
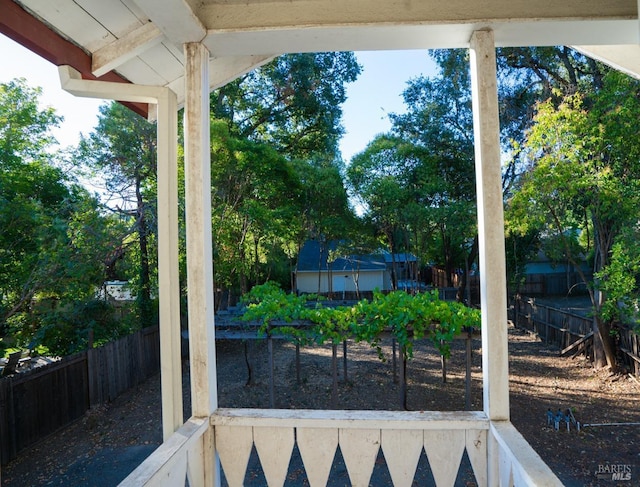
[297,271,385,294]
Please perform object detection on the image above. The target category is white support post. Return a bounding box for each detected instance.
[183,42,218,417]
[184,42,218,487]
[156,89,184,440]
[469,30,510,422]
[58,65,183,440]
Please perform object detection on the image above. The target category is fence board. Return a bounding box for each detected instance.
[0,325,160,466]
[511,296,639,375]
[5,354,88,457]
[619,327,640,376]
[0,378,14,463]
[517,273,591,296]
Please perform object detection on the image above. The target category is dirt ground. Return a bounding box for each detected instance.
[2,323,639,486]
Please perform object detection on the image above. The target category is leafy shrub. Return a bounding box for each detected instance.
[240,282,481,361]
[32,299,137,356]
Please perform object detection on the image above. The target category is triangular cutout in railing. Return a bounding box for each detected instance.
[455,449,483,486]
[413,448,438,485]
[286,443,311,485]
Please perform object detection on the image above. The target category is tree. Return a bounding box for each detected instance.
[209,120,303,294]
[75,102,159,327]
[347,135,416,289]
[1,79,70,331]
[596,228,640,331]
[497,46,610,196]
[0,79,122,354]
[212,52,361,161]
[507,71,640,368]
[347,51,478,294]
[208,53,361,295]
[297,158,360,294]
[393,51,478,292]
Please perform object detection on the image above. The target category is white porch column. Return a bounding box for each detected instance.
[57,65,184,440]
[156,89,184,440]
[469,29,510,421]
[183,42,218,417]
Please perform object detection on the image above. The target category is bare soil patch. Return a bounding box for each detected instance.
[2,324,639,486]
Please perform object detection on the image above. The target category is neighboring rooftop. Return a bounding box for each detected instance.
[296,240,386,272]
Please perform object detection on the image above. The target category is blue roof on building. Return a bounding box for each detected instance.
[296,240,386,272]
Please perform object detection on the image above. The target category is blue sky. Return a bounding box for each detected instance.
[0,34,436,164]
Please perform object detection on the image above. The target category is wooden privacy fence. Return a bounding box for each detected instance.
[0,326,160,466]
[510,295,640,376]
[619,326,640,377]
[516,273,590,296]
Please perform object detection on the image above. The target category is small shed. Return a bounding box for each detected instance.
[294,240,388,295]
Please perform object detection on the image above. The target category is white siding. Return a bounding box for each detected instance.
[296,270,386,294]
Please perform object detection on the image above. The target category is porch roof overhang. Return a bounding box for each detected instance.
[2,0,640,119]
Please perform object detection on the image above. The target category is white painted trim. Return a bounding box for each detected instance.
[211,408,490,430]
[119,417,209,486]
[469,30,510,421]
[572,44,640,80]
[58,64,184,439]
[156,88,183,440]
[58,65,164,103]
[164,54,277,108]
[92,22,165,77]
[183,42,218,417]
[134,0,206,45]
[202,20,640,58]
[491,421,564,486]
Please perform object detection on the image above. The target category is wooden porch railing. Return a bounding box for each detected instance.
[120,409,562,487]
[490,421,562,486]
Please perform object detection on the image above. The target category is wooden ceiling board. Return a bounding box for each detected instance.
[74,0,145,40]
[120,0,151,23]
[20,0,115,53]
[6,0,640,107]
[138,43,185,83]
[197,0,636,30]
[116,56,170,86]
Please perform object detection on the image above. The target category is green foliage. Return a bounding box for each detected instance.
[596,231,640,330]
[208,52,360,294]
[240,282,481,361]
[355,290,480,359]
[505,68,640,367]
[212,52,361,160]
[240,282,318,341]
[1,79,128,354]
[347,52,478,281]
[0,79,61,165]
[209,121,304,293]
[241,282,311,322]
[32,299,136,356]
[75,102,159,327]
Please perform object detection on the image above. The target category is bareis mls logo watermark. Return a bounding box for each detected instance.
[595,464,633,481]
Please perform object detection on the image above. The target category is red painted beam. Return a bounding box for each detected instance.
[0,0,149,117]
